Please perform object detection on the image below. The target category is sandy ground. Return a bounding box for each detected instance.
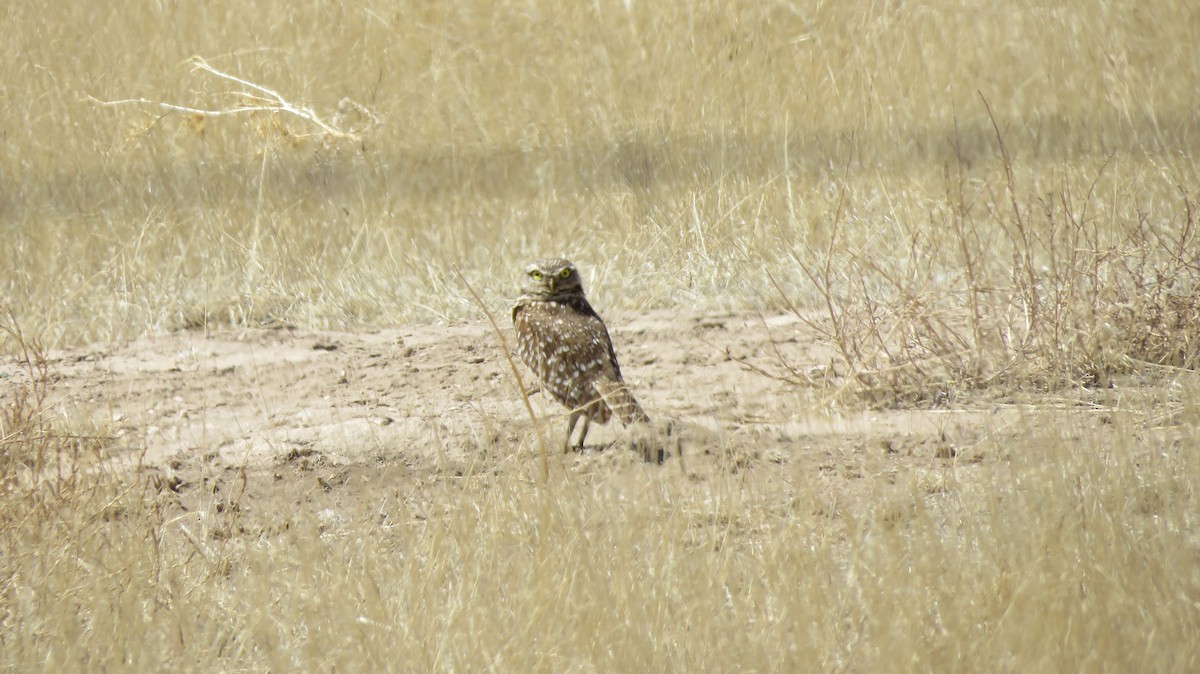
[10,309,1099,522]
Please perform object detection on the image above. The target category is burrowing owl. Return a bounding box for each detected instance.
[512,258,651,454]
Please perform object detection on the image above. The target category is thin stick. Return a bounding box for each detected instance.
[455,268,550,483]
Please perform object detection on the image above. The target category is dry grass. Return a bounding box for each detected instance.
[3,0,1200,670]
[4,0,1197,346]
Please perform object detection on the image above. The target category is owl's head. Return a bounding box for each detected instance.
[521,258,585,299]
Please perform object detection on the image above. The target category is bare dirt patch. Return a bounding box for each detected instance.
[18,310,1120,528]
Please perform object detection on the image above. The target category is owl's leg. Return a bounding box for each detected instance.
[564,411,592,452]
[564,411,581,453]
[575,415,592,451]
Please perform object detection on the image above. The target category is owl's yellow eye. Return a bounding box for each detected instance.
[529,270,542,280]
[559,268,572,279]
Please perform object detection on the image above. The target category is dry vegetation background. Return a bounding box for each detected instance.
[3,0,1200,671]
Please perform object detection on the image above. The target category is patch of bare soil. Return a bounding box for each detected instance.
[14,310,1116,525]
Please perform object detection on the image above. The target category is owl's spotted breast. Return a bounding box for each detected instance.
[513,299,619,423]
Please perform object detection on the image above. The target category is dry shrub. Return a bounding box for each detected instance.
[1,310,116,489]
[1,314,144,668]
[1107,217,1200,370]
[778,117,1199,407]
[0,310,130,523]
[0,314,212,671]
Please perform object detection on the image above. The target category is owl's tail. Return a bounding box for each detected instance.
[594,378,669,464]
[593,379,650,427]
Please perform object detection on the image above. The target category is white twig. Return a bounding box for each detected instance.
[89,56,366,142]
[87,97,277,118]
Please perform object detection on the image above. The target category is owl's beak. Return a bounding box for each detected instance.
[546,278,556,292]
